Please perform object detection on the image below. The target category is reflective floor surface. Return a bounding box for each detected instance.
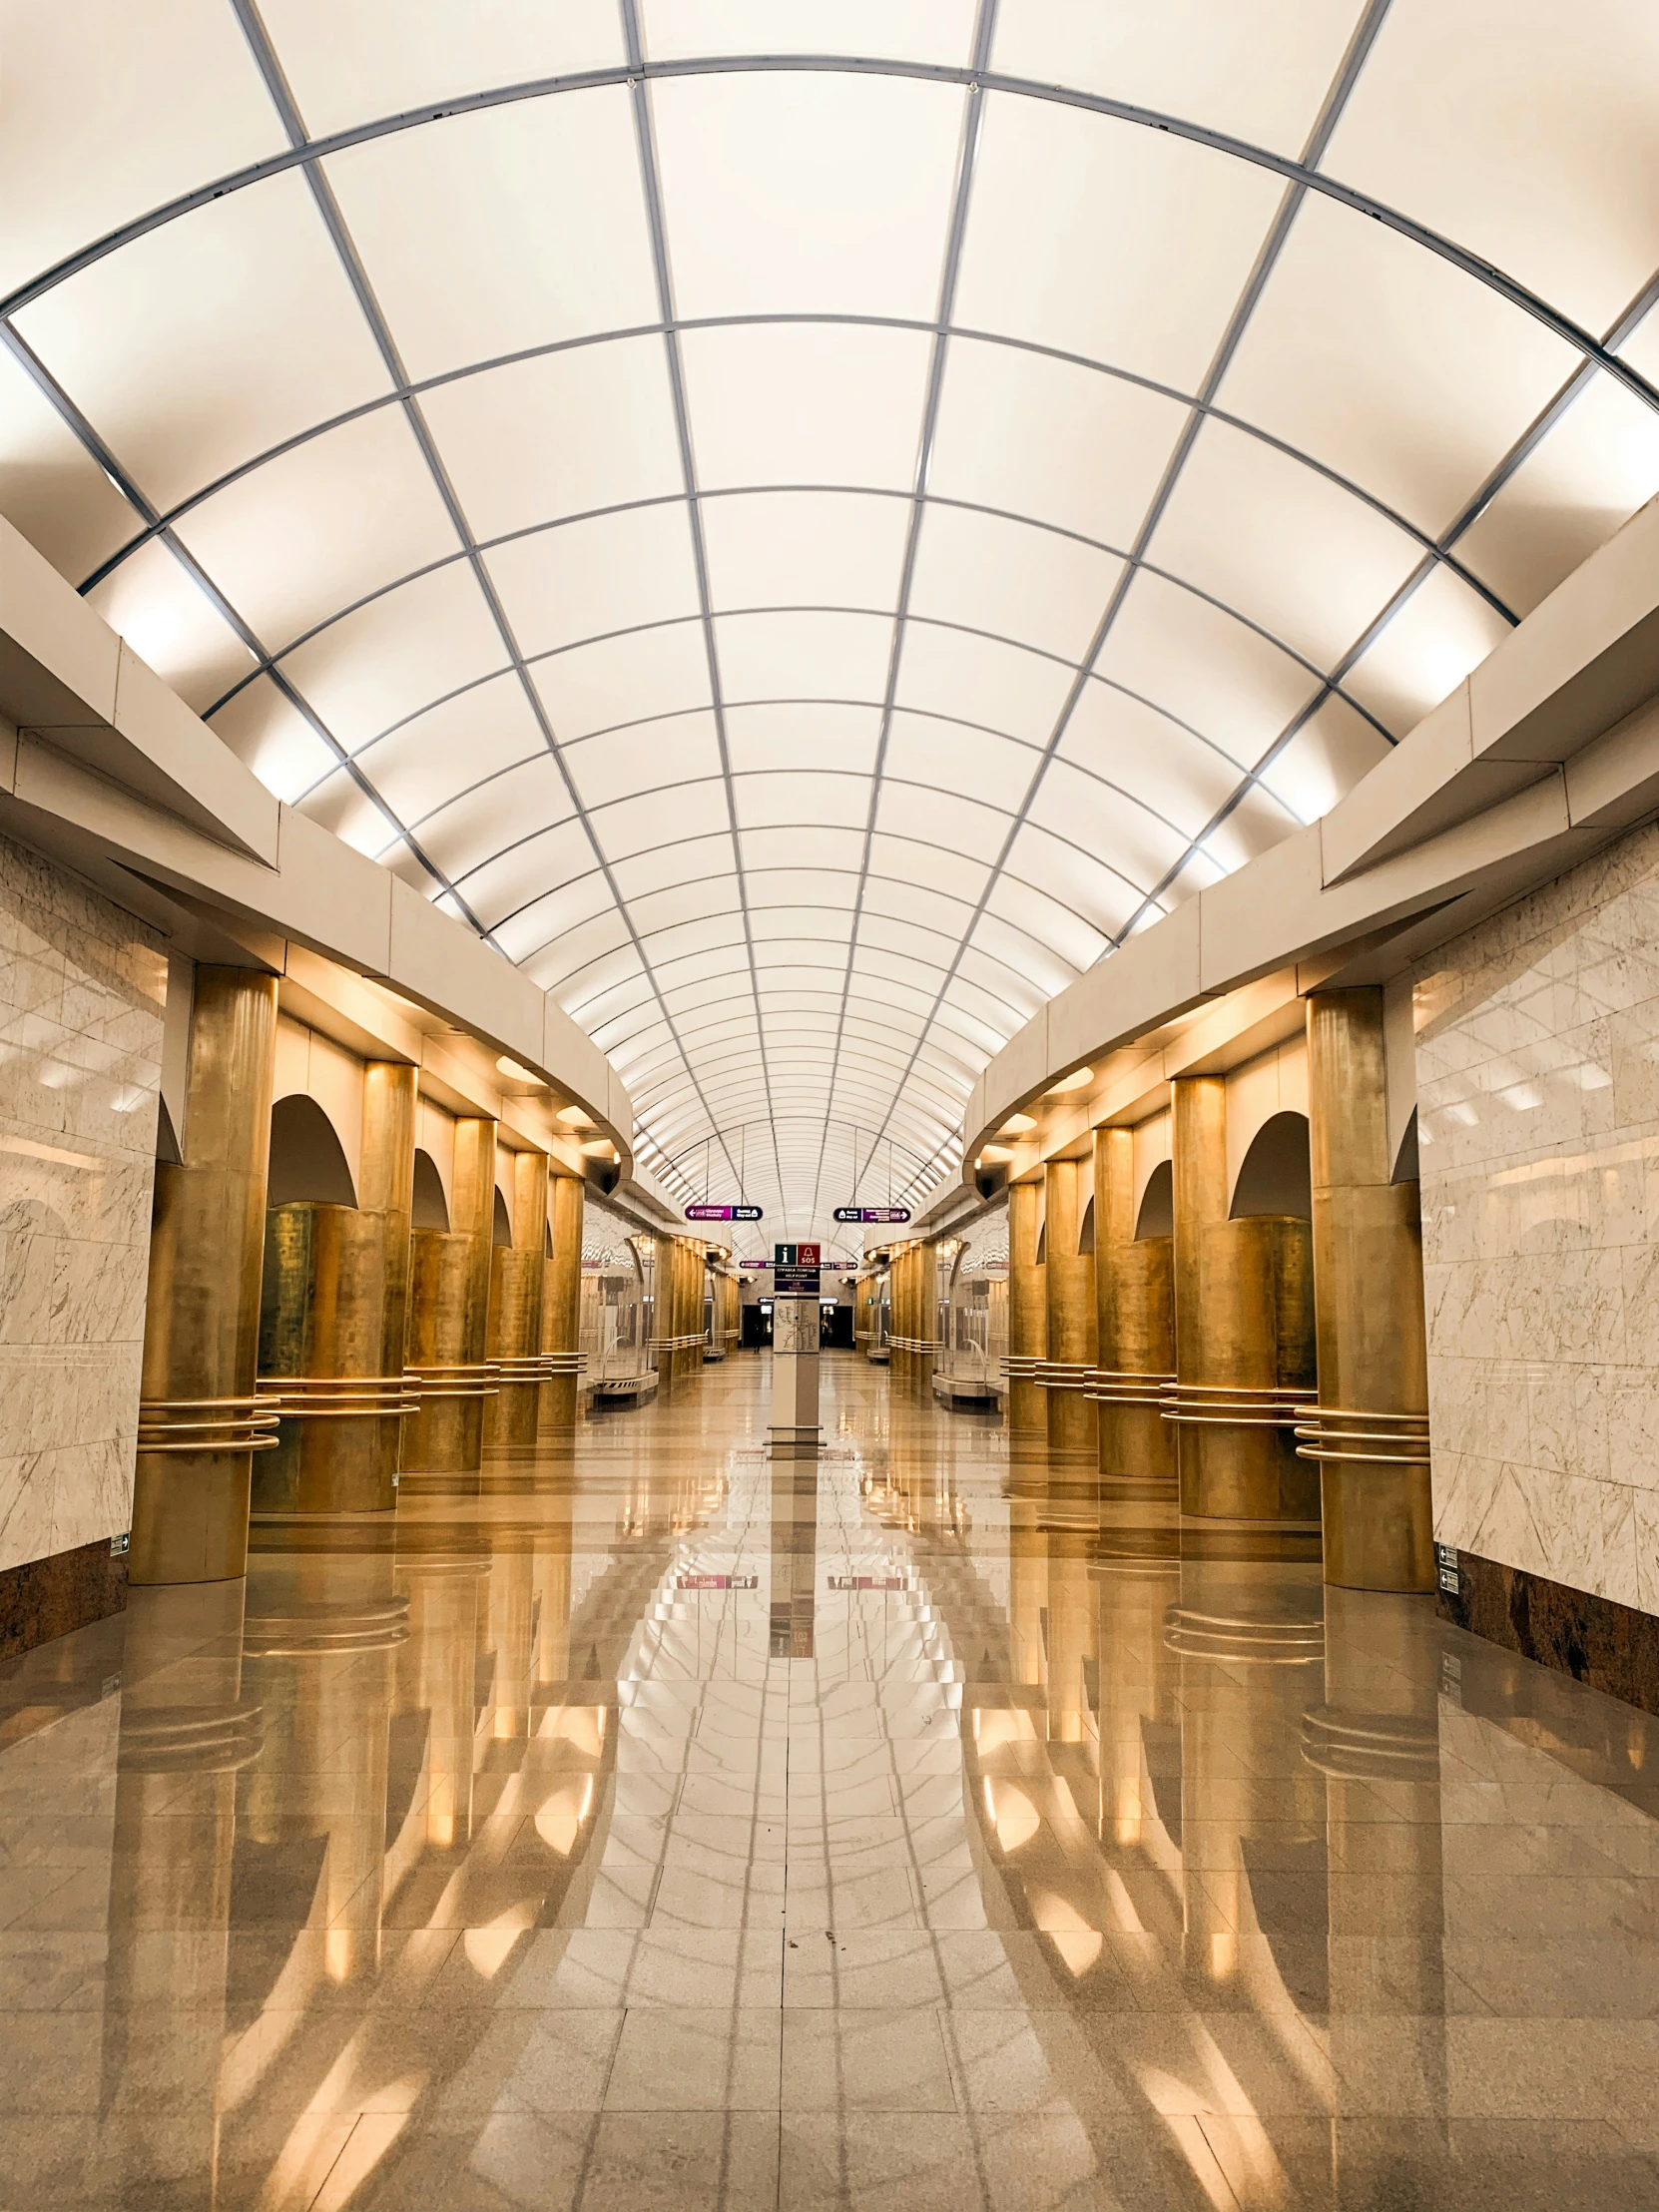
[4,1354,1659,2209]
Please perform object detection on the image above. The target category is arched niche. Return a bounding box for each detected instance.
[268,1094,356,1208]
[1135,1159,1174,1240]
[1391,1108,1419,1184]
[1230,1110,1312,1220]
[492,1186,513,1248]
[1078,1196,1096,1255]
[411,1149,448,1230]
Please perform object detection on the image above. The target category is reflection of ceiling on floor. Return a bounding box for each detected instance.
[6,2,1658,1245]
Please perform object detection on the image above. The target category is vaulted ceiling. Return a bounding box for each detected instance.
[5,0,1658,1254]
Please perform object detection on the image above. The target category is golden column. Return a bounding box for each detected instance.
[655,1235,701,1389]
[539,1171,585,1430]
[1006,1179,1047,1437]
[255,1059,417,1517]
[401,1116,498,1476]
[886,1247,908,1390]
[132,966,280,1585]
[485,1147,550,1451]
[1091,1127,1176,1491]
[1169,1076,1318,1524]
[1042,1157,1098,1466]
[1301,989,1433,1590]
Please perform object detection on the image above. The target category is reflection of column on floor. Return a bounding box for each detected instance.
[101,1582,261,2198]
[531,1488,575,1694]
[392,1556,489,1857]
[1045,1529,1096,1754]
[240,1552,405,1988]
[1007,1180,1047,1440]
[770,1461,819,1660]
[1166,1558,1328,2001]
[1092,1558,1182,1861]
[1008,1503,1049,1699]
[484,1541,535,1743]
[1312,1584,1447,2176]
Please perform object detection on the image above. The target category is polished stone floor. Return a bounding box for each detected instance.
[3,1355,1659,2209]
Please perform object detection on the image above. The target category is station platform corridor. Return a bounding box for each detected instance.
[4,1352,1658,2212]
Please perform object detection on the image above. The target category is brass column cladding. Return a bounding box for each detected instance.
[1306,989,1434,1592]
[1044,1158,1099,1464]
[1094,1127,1176,1491]
[485,1149,549,1451]
[254,1060,416,1517]
[1171,1076,1319,1523]
[539,1173,584,1430]
[887,1247,908,1390]
[917,1239,938,1398]
[132,966,279,1586]
[1007,1180,1047,1435]
[401,1116,498,1475]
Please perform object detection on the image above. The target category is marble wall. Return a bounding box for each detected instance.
[0,832,166,1574]
[1416,817,1659,1613]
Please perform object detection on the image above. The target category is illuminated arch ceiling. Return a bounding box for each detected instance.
[5,2,1659,1257]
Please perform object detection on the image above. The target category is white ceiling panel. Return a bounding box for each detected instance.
[566,715,725,812]
[736,772,872,833]
[681,323,932,492]
[209,676,339,806]
[486,502,702,657]
[724,703,883,777]
[1340,562,1513,740]
[715,610,894,703]
[1197,783,1307,878]
[873,783,1012,866]
[1218,193,1579,540]
[85,539,258,716]
[508,872,621,971]
[531,624,713,742]
[611,831,735,898]
[1255,694,1391,826]
[457,815,601,926]
[894,623,1076,747]
[259,0,624,138]
[324,90,659,381]
[991,0,1365,158]
[278,562,506,750]
[300,768,402,858]
[987,850,1117,964]
[1324,0,1659,335]
[868,833,991,909]
[592,778,733,861]
[927,338,1187,547]
[357,672,546,825]
[908,503,1122,663]
[0,344,140,583]
[171,407,460,656]
[1149,416,1423,670]
[652,72,963,324]
[702,490,909,615]
[956,96,1283,387]
[880,712,1035,815]
[643,1,976,66]
[17,173,392,512]
[420,336,685,543]
[1060,680,1258,837]
[412,754,574,880]
[1095,568,1322,769]
[1455,370,1659,618]
[0,0,282,302]
[1024,757,1186,890]
[739,826,865,877]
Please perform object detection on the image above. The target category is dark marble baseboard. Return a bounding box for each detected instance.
[0,1535,129,1662]
[1438,1547,1659,1719]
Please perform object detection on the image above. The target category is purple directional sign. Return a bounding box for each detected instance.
[685,1204,763,1222]
[832,1206,911,1224]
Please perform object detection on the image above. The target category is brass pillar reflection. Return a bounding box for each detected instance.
[255,1059,417,1516]
[1170,1077,1318,1524]
[1042,1158,1098,1465]
[402,1115,497,1475]
[1093,1127,1176,1491]
[539,1172,585,1430]
[1304,990,1433,1591]
[485,1148,549,1450]
[1007,1180,1047,1436]
[132,966,280,1585]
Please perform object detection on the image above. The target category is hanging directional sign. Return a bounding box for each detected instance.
[685,1204,763,1222]
[833,1206,911,1225]
[774,1245,821,1266]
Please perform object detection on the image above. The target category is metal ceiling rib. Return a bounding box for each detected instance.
[223,0,752,1206]
[845,0,1399,1192]
[6,54,1657,419]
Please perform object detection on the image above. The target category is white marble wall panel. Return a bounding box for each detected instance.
[0,832,165,1572]
[1416,817,1659,1612]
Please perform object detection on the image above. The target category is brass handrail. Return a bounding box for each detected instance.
[403,1362,501,1400]
[257,1375,419,1418]
[1085,1368,1176,1407]
[1162,1382,1317,1429]
[138,1395,281,1452]
[1294,1404,1431,1466]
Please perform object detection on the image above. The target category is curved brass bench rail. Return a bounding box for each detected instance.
[257,1376,420,1418]
[137,1396,281,1452]
[1162,1382,1317,1429]
[492,1354,585,1384]
[1294,1405,1431,1466]
[403,1363,502,1400]
[1001,1355,1044,1381]
[649,1332,712,1353]
[1085,1368,1177,1407]
[888,1335,941,1354]
[1031,1359,1095,1392]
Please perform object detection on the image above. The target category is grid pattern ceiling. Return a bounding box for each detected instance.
[5,0,1659,1258]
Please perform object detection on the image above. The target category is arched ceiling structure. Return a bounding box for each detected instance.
[4,1,1659,1257]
